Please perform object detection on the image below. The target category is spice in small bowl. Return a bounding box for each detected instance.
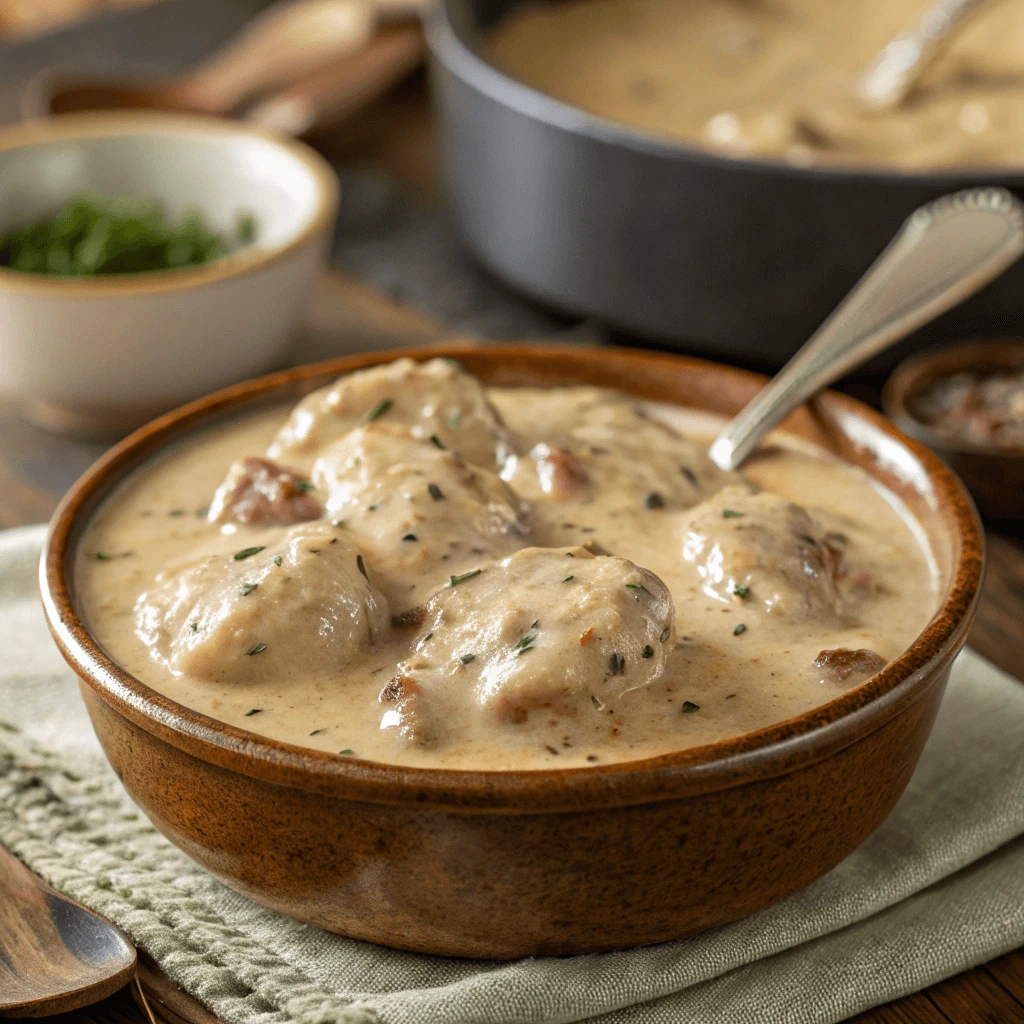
[883,339,1024,523]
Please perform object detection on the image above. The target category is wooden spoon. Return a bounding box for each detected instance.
[0,843,136,1018]
[22,0,379,120]
[248,23,425,136]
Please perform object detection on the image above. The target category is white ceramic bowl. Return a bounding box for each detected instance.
[0,112,338,435]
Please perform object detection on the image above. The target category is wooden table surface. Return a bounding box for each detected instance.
[4,61,1024,1024]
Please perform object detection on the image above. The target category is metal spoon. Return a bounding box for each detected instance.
[856,0,1008,110]
[709,187,1024,472]
[0,842,136,1017]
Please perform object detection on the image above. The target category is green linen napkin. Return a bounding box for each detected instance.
[2,523,1024,1024]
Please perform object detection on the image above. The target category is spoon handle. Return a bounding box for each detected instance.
[857,0,1006,109]
[708,187,1024,472]
[172,0,377,115]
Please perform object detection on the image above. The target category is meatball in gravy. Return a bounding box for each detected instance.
[77,359,936,769]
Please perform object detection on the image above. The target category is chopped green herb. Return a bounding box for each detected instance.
[240,583,258,596]
[681,467,697,484]
[562,575,575,583]
[273,555,283,567]
[333,520,346,528]
[682,701,700,713]
[190,621,199,632]
[645,492,665,509]
[402,533,418,542]
[424,631,434,641]
[309,549,321,555]
[515,634,538,651]
[448,412,461,428]
[94,550,112,560]
[608,652,626,675]
[429,434,446,449]
[444,358,462,368]
[733,623,747,636]
[234,546,265,561]
[295,479,315,492]
[531,619,540,629]
[0,193,244,277]
[310,729,325,736]
[722,509,744,519]
[339,748,354,755]
[641,644,655,659]
[625,583,652,597]
[450,568,482,586]
[246,643,267,656]
[428,482,445,501]
[245,707,263,716]
[0,721,18,733]
[236,211,257,243]
[365,398,392,421]
[733,585,750,599]
[460,653,476,665]
[356,554,368,579]
[168,508,185,516]
[725,693,737,699]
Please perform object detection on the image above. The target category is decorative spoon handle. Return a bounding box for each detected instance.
[856,0,1007,109]
[708,188,1024,472]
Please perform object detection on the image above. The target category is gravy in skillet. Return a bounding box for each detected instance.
[77,359,937,769]
[486,0,1024,170]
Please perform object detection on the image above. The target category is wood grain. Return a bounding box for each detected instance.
[0,844,136,1017]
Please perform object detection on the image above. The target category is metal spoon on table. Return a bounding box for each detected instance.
[709,187,1024,472]
[0,842,136,1017]
[856,0,1009,110]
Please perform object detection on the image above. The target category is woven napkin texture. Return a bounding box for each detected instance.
[2,523,1024,1024]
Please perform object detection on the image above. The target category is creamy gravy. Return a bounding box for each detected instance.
[485,0,1024,170]
[77,359,937,770]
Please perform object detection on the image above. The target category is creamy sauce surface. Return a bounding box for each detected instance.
[77,360,937,770]
[485,0,1024,169]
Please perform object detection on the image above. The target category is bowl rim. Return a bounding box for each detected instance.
[426,0,1024,184]
[40,342,984,812]
[882,338,1024,460]
[0,111,339,296]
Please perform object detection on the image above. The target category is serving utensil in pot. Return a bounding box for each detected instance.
[710,187,1024,470]
[0,843,136,1017]
[857,0,1009,110]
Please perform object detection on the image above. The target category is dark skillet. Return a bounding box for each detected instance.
[426,0,1024,366]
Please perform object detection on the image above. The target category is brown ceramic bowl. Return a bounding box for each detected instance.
[41,342,982,959]
[883,339,1024,526]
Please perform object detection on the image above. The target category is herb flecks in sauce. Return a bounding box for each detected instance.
[682,701,700,714]
[365,399,393,422]
[450,568,482,586]
[234,546,266,561]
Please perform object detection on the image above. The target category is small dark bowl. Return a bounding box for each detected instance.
[41,343,982,958]
[883,339,1024,525]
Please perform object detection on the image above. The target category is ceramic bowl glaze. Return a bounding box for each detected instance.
[40,343,983,958]
[0,112,337,437]
[884,339,1024,525]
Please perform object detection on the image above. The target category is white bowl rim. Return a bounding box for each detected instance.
[0,111,339,296]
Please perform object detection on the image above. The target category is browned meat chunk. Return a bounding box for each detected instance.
[208,457,322,525]
[814,648,887,682]
[379,674,442,745]
[531,444,591,497]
